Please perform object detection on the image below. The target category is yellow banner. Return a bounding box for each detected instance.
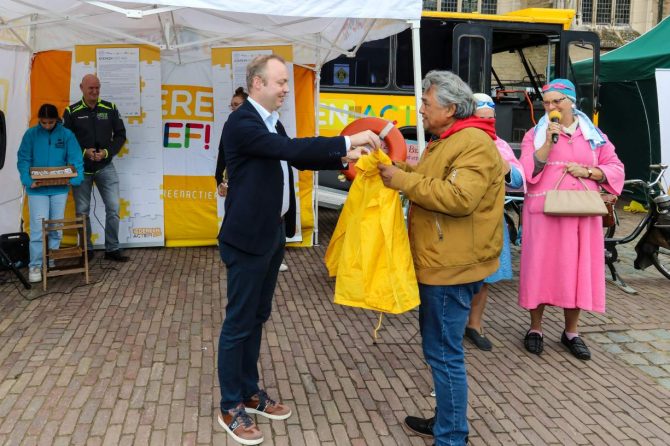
[163,175,218,247]
[319,92,416,137]
[162,84,214,122]
[287,66,317,247]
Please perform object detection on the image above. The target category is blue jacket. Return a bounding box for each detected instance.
[17,122,84,196]
[219,99,347,255]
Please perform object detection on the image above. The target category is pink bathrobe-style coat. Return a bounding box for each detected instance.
[495,138,526,192]
[518,127,624,312]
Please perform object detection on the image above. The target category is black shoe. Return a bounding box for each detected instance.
[104,250,129,262]
[403,415,434,438]
[524,330,543,355]
[561,331,591,360]
[465,327,493,351]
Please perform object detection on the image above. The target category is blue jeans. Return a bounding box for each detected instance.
[73,163,120,251]
[28,193,68,267]
[217,224,285,411]
[419,281,482,446]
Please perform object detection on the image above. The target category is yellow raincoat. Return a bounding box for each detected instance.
[324,150,419,314]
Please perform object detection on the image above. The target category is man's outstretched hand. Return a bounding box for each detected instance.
[343,146,372,163]
[349,129,381,149]
[342,130,381,164]
[378,162,401,189]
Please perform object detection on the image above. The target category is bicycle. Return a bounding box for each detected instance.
[605,163,670,294]
[504,192,524,246]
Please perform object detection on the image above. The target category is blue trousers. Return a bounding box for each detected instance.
[73,163,121,251]
[419,282,482,446]
[27,193,68,267]
[217,224,285,411]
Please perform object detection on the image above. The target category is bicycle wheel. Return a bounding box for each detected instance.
[603,207,618,239]
[651,246,670,280]
[504,211,517,245]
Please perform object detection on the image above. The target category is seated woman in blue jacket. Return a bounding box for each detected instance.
[17,103,84,283]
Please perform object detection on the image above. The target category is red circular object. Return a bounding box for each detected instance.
[339,117,407,181]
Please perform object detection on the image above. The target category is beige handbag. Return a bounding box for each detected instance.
[544,171,608,217]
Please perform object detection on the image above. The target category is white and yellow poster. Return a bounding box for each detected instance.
[72,45,164,248]
[162,60,218,247]
[24,46,318,248]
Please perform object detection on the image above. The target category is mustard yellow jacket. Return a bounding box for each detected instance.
[390,127,505,285]
[325,150,419,314]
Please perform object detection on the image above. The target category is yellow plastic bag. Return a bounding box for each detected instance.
[324,150,419,314]
[623,200,647,213]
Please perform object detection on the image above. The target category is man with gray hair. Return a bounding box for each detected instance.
[378,70,505,445]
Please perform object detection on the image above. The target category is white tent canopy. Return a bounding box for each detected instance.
[0,0,421,66]
[0,0,424,238]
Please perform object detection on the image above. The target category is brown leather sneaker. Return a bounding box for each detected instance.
[244,389,292,420]
[217,404,263,445]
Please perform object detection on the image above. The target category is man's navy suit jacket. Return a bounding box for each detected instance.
[218,99,347,255]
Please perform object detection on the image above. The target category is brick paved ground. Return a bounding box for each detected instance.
[1,204,670,445]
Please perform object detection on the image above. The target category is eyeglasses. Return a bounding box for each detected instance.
[542,96,568,107]
[476,101,495,109]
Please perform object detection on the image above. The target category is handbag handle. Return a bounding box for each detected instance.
[552,169,590,191]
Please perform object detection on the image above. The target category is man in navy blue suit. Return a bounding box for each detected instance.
[216,54,380,445]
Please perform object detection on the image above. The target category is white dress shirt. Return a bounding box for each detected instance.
[246,96,351,218]
[247,97,290,217]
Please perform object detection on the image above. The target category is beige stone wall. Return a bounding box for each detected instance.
[489,1,595,85]
[606,0,670,34]
[490,44,594,87]
[497,0,523,13]
[521,0,554,7]
[631,0,656,33]
[491,47,550,85]
[467,0,670,85]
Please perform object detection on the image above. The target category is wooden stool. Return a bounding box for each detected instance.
[41,215,90,291]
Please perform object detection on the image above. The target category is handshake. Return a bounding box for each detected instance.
[341,130,382,164]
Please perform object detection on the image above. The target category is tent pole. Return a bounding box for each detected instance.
[349,20,376,56]
[314,32,323,247]
[7,4,162,49]
[314,65,322,246]
[636,81,654,167]
[197,12,349,57]
[319,20,349,67]
[0,16,34,52]
[169,10,182,64]
[410,19,426,155]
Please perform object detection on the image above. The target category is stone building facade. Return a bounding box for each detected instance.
[422,0,668,88]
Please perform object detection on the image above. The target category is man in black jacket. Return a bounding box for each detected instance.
[63,74,128,262]
[216,54,380,445]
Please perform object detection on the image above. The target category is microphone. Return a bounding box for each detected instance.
[549,110,561,144]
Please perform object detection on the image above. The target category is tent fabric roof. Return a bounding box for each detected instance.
[0,0,422,65]
[576,15,670,82]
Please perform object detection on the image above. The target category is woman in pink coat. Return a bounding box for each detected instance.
[519,79,624,360]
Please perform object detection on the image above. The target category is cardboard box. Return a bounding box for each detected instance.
[30,165,77,187]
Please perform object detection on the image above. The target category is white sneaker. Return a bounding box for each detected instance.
[28,267,42,283]
[279,263,288,272]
